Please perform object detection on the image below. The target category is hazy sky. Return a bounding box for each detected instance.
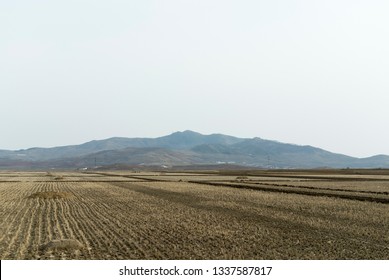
[1,0,389,158]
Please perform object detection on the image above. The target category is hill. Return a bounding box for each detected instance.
[1,130,389,169]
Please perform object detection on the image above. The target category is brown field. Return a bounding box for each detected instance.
[0,170,388,260]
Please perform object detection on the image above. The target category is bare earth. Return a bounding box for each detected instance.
[0,170,388,259]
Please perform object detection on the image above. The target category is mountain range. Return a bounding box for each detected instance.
[1,130,389,170]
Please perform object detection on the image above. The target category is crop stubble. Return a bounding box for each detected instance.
[0,172,388,259]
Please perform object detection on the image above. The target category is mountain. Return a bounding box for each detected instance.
[0,130,242,162]
[1,130,389,169]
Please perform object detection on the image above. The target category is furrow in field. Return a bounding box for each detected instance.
[30,181,94,259]
[92,182,172,258]
[33,198,46,259]
[1,172,388,259]
[5,183,48,257]
[55,199,73,237]
[44,198,55,243]
[16,198,41,259]
[0,182,39,258]
[106,205,171,259]
[58,196,93,259]
[76,193,147,259]
[125,181,389,259]
[104,181,217,258]
[0,184,30,245]
[51,199,65,240]
[37,199,49,248]
[71,200,133,259]
[70,182,156,259]
[53,182,142,259]
[93,181,191,257]
[1,197,33,259]
[110,182,272,258]
[55,185,108,259]
[59,200,101,259]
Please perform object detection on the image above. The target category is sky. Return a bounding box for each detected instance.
[1,0,389,158]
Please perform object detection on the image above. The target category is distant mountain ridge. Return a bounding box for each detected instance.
[1,130,388,169]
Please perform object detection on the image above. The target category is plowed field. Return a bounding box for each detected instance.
[0,171,388,259]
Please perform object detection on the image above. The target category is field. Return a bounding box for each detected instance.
[0,170,388,259]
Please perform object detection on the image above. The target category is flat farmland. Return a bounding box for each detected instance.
[0,171,388,259]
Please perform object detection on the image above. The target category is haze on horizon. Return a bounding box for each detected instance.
[1,0,389,158]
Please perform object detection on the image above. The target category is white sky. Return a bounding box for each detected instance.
[1,0,389,158]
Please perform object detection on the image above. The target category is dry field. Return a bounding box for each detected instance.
[0,170,388,260]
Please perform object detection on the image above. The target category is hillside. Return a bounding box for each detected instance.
[0,130,388,169]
